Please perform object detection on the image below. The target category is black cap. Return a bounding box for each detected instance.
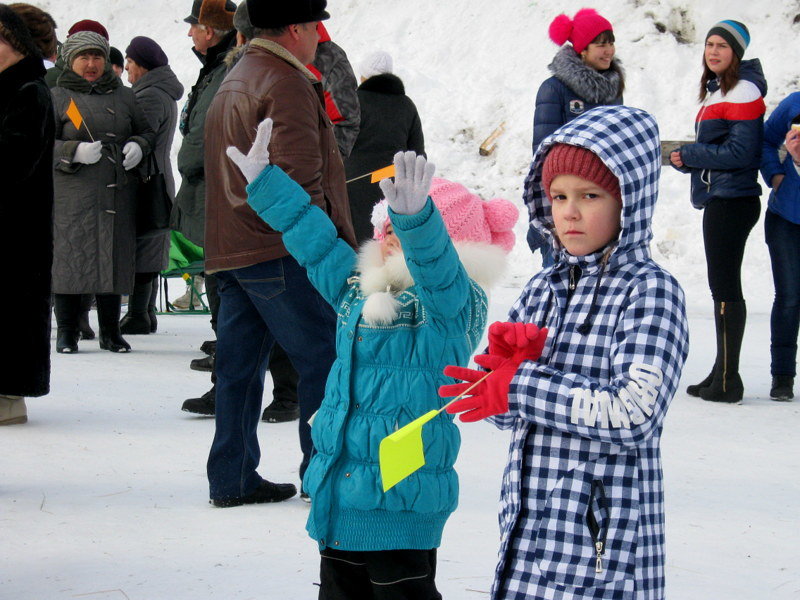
[184,0,237,25]
[109,46,124,68]
[246,0,329,29]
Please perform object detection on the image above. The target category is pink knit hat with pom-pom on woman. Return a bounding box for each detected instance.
[549,8,613,54]
[371,177,519,253]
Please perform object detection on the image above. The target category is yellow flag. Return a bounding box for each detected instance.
[379,409,439,492]
[370,164,395,183]
[66,98,83,131]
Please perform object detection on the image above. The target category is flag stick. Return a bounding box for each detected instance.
[345,171,372,184]
[438,370,493,414]
[83,122,95,142]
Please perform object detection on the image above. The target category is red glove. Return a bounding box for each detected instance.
[439,323,548,423]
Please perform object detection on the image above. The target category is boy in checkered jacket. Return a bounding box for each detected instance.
[441,105,689,600]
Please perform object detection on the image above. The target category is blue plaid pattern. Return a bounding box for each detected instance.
[491,106,689,599]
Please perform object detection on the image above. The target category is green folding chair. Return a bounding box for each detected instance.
[158,231,210,314]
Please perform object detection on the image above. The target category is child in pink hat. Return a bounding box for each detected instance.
[227,122,518,598]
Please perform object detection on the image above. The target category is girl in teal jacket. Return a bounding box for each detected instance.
[226,119,517,598]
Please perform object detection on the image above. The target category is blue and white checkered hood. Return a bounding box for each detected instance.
[525,105,661,261]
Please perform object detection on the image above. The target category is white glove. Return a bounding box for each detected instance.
[378,151,436,216]
[226,118,273,184]
[122,141,143,170]
[73,141,102,165]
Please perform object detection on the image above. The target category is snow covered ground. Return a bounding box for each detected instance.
[2,288,799,599]
[4,0,800,597]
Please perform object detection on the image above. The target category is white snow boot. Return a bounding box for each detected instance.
[0,395,27,425]
[172,275,204,310]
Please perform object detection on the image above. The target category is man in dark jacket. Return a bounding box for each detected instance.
[174,0,236,415]
[0,5,55,424]
[203,0,356,507]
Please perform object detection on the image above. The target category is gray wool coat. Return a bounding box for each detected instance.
[51,72,154,295]
[131,65,184,273]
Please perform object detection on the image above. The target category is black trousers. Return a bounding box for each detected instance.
[319,547,442,600]
[702,196,760,301]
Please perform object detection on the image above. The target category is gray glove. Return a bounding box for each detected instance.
[122,141,143,170]
[73,141,102,165]
[378,151,435,216]
[226,118,273,184]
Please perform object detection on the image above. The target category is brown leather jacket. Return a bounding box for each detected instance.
[204,39,356,273]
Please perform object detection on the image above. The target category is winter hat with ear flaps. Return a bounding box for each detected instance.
[371,178,519,253]
[542,143,621,202]
[199,0,237,31]
[549,8,613,54]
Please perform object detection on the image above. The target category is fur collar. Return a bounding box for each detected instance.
[549,45,623,104]
[355,240,507,325]
[358,73,405,95]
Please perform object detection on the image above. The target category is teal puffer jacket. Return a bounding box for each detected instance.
[246,165,489,551]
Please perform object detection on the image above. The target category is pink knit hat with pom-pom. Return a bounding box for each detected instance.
[549,8,613,54]
[371,177,519,253]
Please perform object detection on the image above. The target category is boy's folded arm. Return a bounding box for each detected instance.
[508,277,689,448]
[390,200,472,320]
[246,165,356,305]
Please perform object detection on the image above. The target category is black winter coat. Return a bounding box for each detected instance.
[344,73,424,243]
[0,56,55,397]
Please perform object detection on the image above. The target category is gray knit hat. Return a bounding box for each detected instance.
[61,30,109,67]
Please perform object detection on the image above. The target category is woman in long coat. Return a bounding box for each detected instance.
[119,36,184,335]
[0,4,55,424]
[50,30,153,353]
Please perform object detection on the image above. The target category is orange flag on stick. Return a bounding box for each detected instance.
[66,98,94,141]
[66,98,83,131]
[345,164,396,184]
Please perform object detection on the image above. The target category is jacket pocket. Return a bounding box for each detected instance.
[533,457,640,588]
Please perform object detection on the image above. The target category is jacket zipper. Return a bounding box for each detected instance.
[721,301,727,392]
[569,265,578,292]
[586,479,609,574]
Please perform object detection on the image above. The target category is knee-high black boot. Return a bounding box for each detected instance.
[700,301,745,402]
[78,294,95,340]
[148,277,159,333]
[120,273,156,335]
[54,294,82,353]
[686,305,724,397]
[97,294,131,353]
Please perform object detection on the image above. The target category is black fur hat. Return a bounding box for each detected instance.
[246,0,329,29]
[0,4,42,58]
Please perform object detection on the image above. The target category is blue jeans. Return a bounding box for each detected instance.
[207,256,337,500]
[765,209,800,377]
[526,226,555,268]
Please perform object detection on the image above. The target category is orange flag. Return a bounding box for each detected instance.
[66,98,83,131]
[370,164,395,183]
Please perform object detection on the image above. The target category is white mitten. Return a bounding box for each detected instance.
[73,141,102,165]
[226,117,273,184]
[122,141,143,170]
[378,151,435,216]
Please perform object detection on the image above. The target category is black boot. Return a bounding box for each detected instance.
[78,294,96,340]
[148,277,159,333]
[120,274,155,335]
[262,343,299,422]
[687,306,723,397]
[97,294,131,353]
[54,294,82,353]
[700,301,745,403]
[182,386,215,415]
[770,376,794,401]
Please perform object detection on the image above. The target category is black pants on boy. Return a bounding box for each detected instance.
[319,547,442,600]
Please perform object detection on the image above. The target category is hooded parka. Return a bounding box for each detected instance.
[51,68,154,295]
[492,106,689,600]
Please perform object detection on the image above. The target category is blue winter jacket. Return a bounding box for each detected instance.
[245,165,488,551]
[532,46,624,156]
[761,91,800,224]
[677,59,767,209]
[492,106,689,600]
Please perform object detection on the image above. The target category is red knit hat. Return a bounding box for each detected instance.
[549,8,612,54]
[542,144,620,201]
[67,19,109,40]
